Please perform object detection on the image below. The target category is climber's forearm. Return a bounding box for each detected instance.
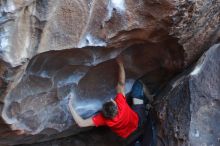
[118,62,125,86]
[68,101,94,127]
[116,58,125,96]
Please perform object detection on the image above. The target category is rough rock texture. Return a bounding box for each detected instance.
[171,0,220,65]
[0,0,176,67]
[0,0,184,145]
[18,44,220,146]
[0,0,220,145]
[18,127,123,146]
[155,44,220,146]
[0,42,184,145]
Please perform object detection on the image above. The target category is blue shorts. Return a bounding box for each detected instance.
[130,80,145,100]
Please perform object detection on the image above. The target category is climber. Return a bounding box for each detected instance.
[68,57,148,145]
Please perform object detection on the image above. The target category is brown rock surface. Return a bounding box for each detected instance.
[171,0,220,65]
[0,0,176,67]
[16,44,220,146]
[0,0,219,145]
[154,44,220,146]
[0,42,184,145]
[18,127,123,146]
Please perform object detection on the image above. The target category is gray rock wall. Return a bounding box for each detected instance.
[155,44,220,146]
[0,0,219,145]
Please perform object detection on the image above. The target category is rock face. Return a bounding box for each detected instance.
[0,0,176,67]
[18,127,124,146]
[155,44,220,146]
[16,44,220,146]
[0,0,219,145]
[0,0,184,145]
[171,0,220,65]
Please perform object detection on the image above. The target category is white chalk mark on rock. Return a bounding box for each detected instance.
[57,72,86,87]
[106,0,126,22]
[190,63,203,76]
[192,129,200,137]
[78,33,106,48]
[111,0,125,11]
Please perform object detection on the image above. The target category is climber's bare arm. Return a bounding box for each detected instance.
[68,96,94,127]
[116,57,125,97]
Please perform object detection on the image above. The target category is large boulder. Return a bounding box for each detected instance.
[171,0,220,65]
[0,0,177,67]
[0,0,184,145]
[16,44,220,146]
[0,44,184,145]
[155,44,220,146]
[0,0,219,145]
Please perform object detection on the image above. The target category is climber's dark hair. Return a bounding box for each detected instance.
[102,100,118,119]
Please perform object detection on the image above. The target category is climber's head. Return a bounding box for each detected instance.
[102,99,118,119]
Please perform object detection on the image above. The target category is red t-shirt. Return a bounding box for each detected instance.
[92,93,139,138]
